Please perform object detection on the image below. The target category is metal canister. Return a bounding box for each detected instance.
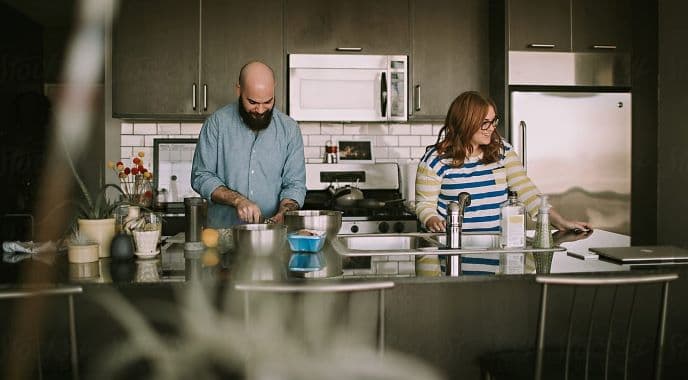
[184,197,207,250]
[445,202,461,249]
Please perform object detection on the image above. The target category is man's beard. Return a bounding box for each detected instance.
[238,96,274,131]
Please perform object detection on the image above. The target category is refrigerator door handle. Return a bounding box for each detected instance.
[519,120,527,171]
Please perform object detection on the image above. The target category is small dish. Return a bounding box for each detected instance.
[287,230,327,253]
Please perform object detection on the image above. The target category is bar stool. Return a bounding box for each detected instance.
[480,273,678,380]
[235,281,394,354]
[1,286,83,380]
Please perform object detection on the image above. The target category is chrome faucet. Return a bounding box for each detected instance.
[445,192,471,276]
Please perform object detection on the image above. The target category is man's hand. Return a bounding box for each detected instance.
[235,197,262,223]
[267,199,300,224]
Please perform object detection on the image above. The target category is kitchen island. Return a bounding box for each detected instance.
[1,230,686,379]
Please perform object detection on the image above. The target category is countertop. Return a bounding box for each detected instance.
[1,229,682,287]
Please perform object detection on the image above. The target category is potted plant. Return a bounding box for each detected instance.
[66,146,123,259]
[67,228,99,263]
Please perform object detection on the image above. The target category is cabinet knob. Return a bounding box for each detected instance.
[192,83,197,111]
[414,85,421,112]
[335,47,363,52]
[592,45,617,50]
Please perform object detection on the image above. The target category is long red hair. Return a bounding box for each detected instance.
[434,91,503,167]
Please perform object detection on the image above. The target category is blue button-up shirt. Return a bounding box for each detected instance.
[191,103,306,228]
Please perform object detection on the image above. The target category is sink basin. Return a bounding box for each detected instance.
[335,232,503,256]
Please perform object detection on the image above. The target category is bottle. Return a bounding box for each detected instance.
[532,194,555,274]
[499,191,526,248]
[533,194,554,249]
[499,190,526,275]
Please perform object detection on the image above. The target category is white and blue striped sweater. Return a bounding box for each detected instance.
[415,141,540,275]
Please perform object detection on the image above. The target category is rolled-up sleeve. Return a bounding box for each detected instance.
[279,124,306,206]
[191,117,225,201]
[415,161,442,225]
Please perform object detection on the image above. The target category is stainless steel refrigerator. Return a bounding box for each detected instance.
[510,91,631,236]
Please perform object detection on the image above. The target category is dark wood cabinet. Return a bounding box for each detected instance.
[113,0,284,118]
[508,0,570,52]
[285,0,409,54]
[112,0,199,118]
[572,0,631,53]
[201,0,284,114]
[411,0,489,118]
[508,0,631,53]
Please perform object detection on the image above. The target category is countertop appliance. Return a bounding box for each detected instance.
[303,163,418,235]
[510,91,631,235]
[288,54,408,122]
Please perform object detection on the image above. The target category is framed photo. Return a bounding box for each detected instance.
[337,139,374,163]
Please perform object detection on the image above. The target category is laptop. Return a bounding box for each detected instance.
[589,246,688,264]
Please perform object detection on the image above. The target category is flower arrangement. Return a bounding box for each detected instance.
[108,151,155,207]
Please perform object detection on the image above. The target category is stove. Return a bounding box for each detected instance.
[303,163,419,234]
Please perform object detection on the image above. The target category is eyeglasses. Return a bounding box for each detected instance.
[480,117,500,130]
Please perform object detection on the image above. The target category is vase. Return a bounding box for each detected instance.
[131,212,162,258]
[67,243,100,263]
[78,218,116,258]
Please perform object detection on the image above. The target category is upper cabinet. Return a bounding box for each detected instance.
[112,0,199,118]
[285,0,409,54]
[201,0,284,114]
[508,0,631,53]
[572,0,631,53]
[508,0,570,52]
[113,0,284,119]
[411,0,489,118]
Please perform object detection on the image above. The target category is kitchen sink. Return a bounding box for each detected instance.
[335,232,505,256]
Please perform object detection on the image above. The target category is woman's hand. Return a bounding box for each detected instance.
[425,216,446,232]
[548,208,592,232]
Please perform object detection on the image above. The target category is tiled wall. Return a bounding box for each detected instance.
[119,121,444,172]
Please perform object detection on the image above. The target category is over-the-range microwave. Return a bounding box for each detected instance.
[288,54,408,122]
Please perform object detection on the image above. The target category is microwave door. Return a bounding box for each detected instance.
[289,68,385,122]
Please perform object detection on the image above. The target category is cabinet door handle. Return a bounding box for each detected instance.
[380,72,387,118]
[335,47,362,52]
[528,43,555,48]
[192,83,197,111]
[203,84,208,111]
[414,85,421,112]
[592,45,617,50]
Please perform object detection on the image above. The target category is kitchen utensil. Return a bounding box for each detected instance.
[355,198,405,209]
[330,181,364,207]
[284,210,343,237]
[232,223,287,257]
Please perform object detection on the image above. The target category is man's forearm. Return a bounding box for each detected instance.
[210,186,246,207]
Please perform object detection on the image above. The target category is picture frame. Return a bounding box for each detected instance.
[336,138,375,163]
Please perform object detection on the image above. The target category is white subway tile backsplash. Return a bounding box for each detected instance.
[375,135,398,147]
[302,135,309,147]
[343,123,367,135]
[389,146,411,159]
[389,124,411,135]
[366,124,388,135]
[411,146,429,159]
[320,123,343,135]
[373,147,389,159]
[309,134,332,147]
[134,147,154,166]
[298,122,321,135]
[421,135,437,146]
[133,123,157,135]
[120,147,132,160]
[121,135,144,147]
[303,146,322,159]
[181,123,203,135]
[158,123,181,134]
[432,124,444,135]
[121,122,133,134]
[411,124,433,135]
[306,158,324,164]
[398,136,420,146]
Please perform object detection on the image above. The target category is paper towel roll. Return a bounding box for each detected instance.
[404,159,420,202]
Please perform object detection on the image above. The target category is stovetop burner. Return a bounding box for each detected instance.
[303,189,415,220]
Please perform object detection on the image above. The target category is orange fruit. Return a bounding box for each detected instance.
[201,228,220,248]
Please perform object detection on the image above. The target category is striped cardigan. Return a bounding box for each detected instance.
[415,140,540,275]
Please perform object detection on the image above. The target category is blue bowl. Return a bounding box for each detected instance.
[287,231,326,252]
[288,252,326,272]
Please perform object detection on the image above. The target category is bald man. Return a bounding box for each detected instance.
[191,61,306,227]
